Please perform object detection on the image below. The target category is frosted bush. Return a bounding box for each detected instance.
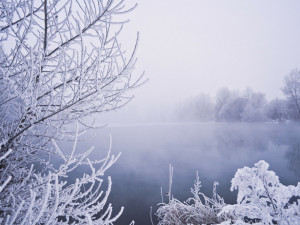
[156,161,300,225]
[219,160,300,225]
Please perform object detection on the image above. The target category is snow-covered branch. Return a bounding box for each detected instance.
[0,0,144,160]
[0,0,142,224]
[0,134,123,224]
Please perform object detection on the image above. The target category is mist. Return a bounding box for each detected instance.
[2,0,300,224]
[99,0,300,124]
[78,123,300,225]
[88,1,300,223]
[85,1,300,223]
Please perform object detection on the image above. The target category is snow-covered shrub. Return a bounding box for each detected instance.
[156,161,300,225]
[156,172,229,225]
[219,160,300,225]
[0,133,123,224]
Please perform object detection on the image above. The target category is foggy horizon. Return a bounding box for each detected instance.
[106,0,300,123]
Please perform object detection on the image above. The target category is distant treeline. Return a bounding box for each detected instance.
[176,88,293,122]
[177,69,300,122]
[178,80,299,123]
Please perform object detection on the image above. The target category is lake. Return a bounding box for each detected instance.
[78,122,300,225]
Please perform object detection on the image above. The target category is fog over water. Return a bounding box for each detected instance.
[3,0,300,224]
[72,122,300,225]
[82,0,300,224]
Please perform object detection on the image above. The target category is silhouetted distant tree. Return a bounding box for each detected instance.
[177,93,214,121]
[282,69,300,120]
[215,87,232,121]
[241,88,267,122]
[267,98,288,121]
[218,96,247,122]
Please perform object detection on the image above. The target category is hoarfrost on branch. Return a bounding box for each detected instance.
[0,0,143,223]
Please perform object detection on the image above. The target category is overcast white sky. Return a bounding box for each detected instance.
[103,0,300,122]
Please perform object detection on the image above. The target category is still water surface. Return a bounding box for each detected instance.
[80,123,300,225]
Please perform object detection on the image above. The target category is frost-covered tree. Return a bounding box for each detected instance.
[214,88,245,122]
[0,0,144,164]
[215,88,268,122]
[215,87,232,122]
[193,94,215,121]
[218,96,247,122]
[282,69,300,120]
[240,89,267,122]
[266,98,288,121]
[0,0,143,223]
[177,93,214,122]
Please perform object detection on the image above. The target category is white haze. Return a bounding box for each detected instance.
[98,0,300,123]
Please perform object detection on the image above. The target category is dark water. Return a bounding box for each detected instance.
[78,122,300,225]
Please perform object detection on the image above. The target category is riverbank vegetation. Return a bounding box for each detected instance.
[156,161,300,225]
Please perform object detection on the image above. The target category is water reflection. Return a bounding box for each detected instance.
[80,123,299,225]
[285,142,300,177]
